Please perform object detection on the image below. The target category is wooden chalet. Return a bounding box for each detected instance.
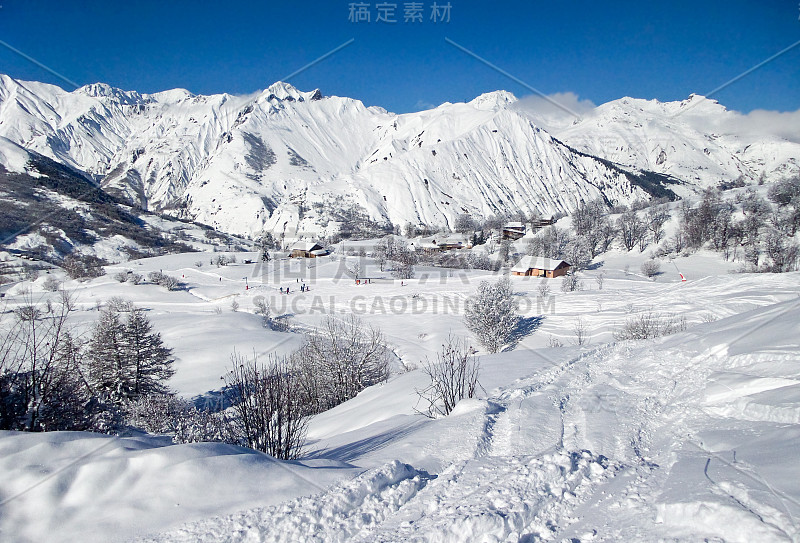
[289,241,328,258]
[502,222,527,240]
[511,255,571,278]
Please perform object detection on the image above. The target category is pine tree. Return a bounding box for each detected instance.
[87,309,128,401]
[87,307,174,402]
[124,309,175,397]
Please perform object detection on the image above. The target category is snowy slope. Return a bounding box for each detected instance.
[1,248,799,542]
[551,95,800,191]
[0,75,665,238]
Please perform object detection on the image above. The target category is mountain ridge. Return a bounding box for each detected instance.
[1,75,796,239]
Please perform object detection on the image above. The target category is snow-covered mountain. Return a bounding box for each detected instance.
[2,75,796,240]
[0,75,661,239]
[551,94,800,190]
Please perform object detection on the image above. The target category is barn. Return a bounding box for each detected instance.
[511,256,571,278]
[289,241,328,258]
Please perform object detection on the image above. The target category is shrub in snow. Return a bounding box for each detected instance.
[415,336,481,418]
[42,275,61,292]
[594,272,605,290]
[123,394,235,444]
[113,271,129,283]
[613,311,687,341]
[561,274,582,292]
[129,272,143,285]
[253,296,271,328]
[572,317,589,346]
[106,296,134,313]
[537,282,551,298]
[224,351,309,459]
[230,299,239,312]
[640,259,661,278]
[464,277,519,353]
[147,271,181,291]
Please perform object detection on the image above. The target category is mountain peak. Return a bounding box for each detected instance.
[469,90,518,111]
[77,82,146,105]
[263,81,323,103]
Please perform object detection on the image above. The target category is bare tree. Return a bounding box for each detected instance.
[594,271,605,290]
[561,273,583,292]
[299,315,391,411]
[646,206,670,245]
[347,259,362,281]
[0,290,106,432]
[415,336,481,418]
[374,240,388,271]
[572,317,589,346]
[455,213,476,234]
[224,351,309,459]
[616,210,647,251]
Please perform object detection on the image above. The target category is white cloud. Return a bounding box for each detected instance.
[511,92,597,132]
[411,99,436,112]
[696,108,800,144]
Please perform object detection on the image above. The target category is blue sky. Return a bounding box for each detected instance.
[0,0,798,113]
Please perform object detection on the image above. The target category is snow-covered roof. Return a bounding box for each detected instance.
[439,234,467,246]
[504,222,525,229]
[511,255,569,272]
[310,249,328,256]
[290,241,322,252]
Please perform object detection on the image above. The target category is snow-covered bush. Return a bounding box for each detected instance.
[123,394,234,444]
[415,336,480,418]
[464,277,519,353]
[42,275,61,292]
[106,296,134,313]
[640,259,661,278]
[129,272,143,285]
[147,271,181,291]
[613,311,687,341]
[113,271,129,283]
[253,296,271,328]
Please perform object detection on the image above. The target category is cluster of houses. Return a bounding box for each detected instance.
[284,217,571,278]
[411,233,473,253]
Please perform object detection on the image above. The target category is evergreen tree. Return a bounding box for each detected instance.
[88,307,174,402]
[125,309,175,397]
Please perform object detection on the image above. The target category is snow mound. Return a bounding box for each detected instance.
[0,431,355,543]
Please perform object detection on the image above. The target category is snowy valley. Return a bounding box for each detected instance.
[1,75,800,543]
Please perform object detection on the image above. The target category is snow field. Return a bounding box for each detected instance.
[1,250,799,541]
